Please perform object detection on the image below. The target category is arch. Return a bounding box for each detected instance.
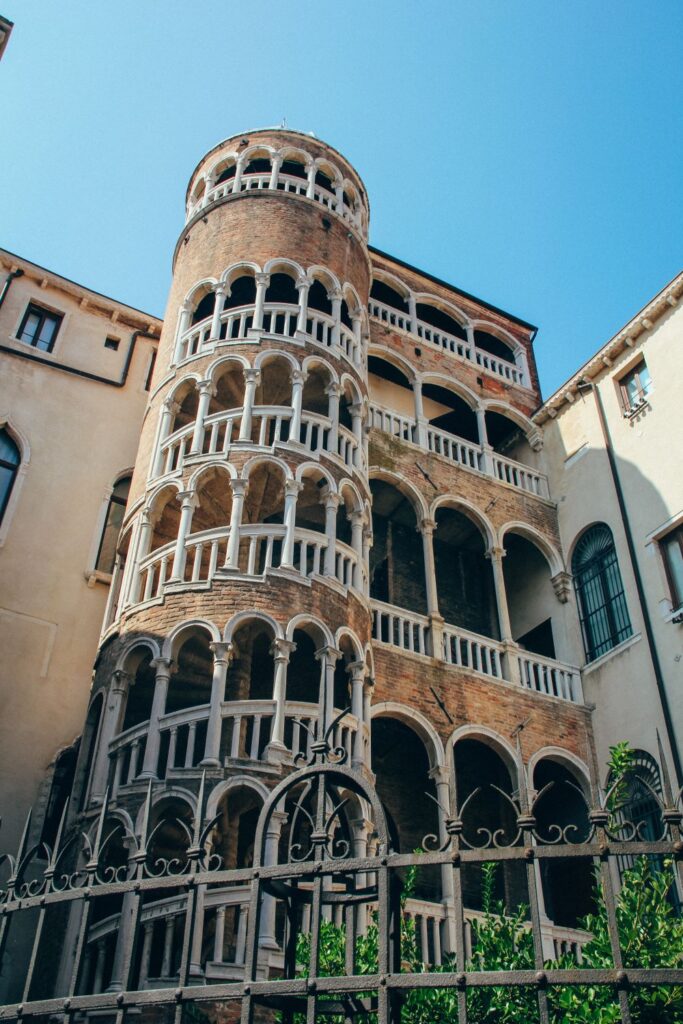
[145,478,183,513]
[340,372,363,406]
[187,460,238,492]
[301,354,339,386]
[481,399,537,441]
[527,746,591,799]
[412,291,469,329]
[183,278,218,307]
[253,347,300,373]
[220,260,262,288]
[499,522,564,576]
[312,157,343,188]
[430,494,496,550]
[419,372,479,411]
[338,477,364,513]
[240,453,293,483]
[205,774,271,821]
[138,788,197,833]
[115,636,161,672]
[370,269,411,302]
[371,701,445,769]
[447,724,519,783]
[367,344,417,385]
[334,627,364,663]
[306,264,342,295]
[224,610,283,644]
[342,282,363,316]
[368,468,429,520]
[209,152,239,188]
[571,523,632,662]
[238,143,276,166]
[166,372,203,405]
[162,618,221,660]
[262,256,305,280]
[0,420,30,543]
[276,145,314,169]
[471,319,523,355]
[285,614,334,648]
[294,460,336,492]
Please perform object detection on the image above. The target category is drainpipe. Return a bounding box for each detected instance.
[0,267,24,310]
[577,377,682,787]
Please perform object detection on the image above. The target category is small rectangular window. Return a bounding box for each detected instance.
[618,359,652,415]
[105,336,120,351]
[17,303,63,353]
[660,525,683,611]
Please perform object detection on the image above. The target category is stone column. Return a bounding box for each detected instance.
[349,401,363,453]
[152,397,180,477]
[225,479,248,570]
[259,810,287,950]
[173,300,193,363]
[420,518,444,656]
[201,174,214,207]
[280,480,303,568]
[127,507,154,605]
[90,671,130,801]
[306,163,316,198]
[330,290,343,350]
[169,490,197,582]
[139,657,174,779]
[295,277,311,335]
[209,283,226,341]
[348,661,367,769]
[406,294,418,334]
[363,679,374,766]
[334,182,344,214]
[238,368,261,441]
[487,545,521,685]
[289,369,306,445]
[413,379,428,446]
[232,158,244,193]
[476,407,494,475]
[326,381,341,455]
[429,765,456,954]
[265,638,296,763]
[268,153,283,190]
[137,922,154,987]
[252,273,270,332]
[189,380,216,455]
[201,642,233,767]
[350,511,364,590]
[323,492,340,577]
[351,816,373,933]
[315,645,342,734]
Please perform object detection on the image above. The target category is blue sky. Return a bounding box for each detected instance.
[1,1,681,397]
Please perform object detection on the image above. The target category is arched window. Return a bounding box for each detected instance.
[572,524,632,662]
[609,750,665,878]
[96,475,131,574]
[0,428,20,524]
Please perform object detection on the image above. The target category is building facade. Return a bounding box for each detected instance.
[0,129,680,1014]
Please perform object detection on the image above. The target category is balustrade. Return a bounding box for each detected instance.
[371,600,583,704]
[492,452,549,497]
[426,424,482,471]
[368,403,416,443]
[369,298,527,388]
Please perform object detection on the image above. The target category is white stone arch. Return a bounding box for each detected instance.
[527,746,591,799]
[0,417,31,547]
[238,144,276,168]
[311,157,343,187]
[340,371,363,405]
[187,460,238,492]
[183,277,219,308]
[166,371,203,404]
[145,478,183,516]
[471,319,523,355]
[418,371,480,411]
[367,343,417,384]
[99,805,135,848]
[240,452,293,484]
[334,626,365,662]
[206,352,251,392]
[138,788,197,834]
[342,281,363,316]
[220,260,262,289]
[370,701,446,771]
[498,521,565,577]
[306,264,342,296]
[285,614,334,647]
[430,494,496,550]
[337,477,364,513]
[276,145,314,170]
[446,723,519,784]
[412,291,470,329]
[302,353,339,386]
[368,467,429,521]
[294,460,337,493]
[205,774,271,821]
[262,256,305,281]
[162,618,221,660]
[224,610,283,644]
[566,519,613,569]
[370,268,412,301]
[253,347,301,374]
[208,151,240,184]
[481,399,539,444]
[115,636,161,672]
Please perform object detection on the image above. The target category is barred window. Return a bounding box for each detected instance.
[572,523,632,662]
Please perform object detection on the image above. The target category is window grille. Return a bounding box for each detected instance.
[572,524,632,661]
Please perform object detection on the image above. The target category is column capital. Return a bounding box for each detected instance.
[270,637,297,662]
[162,396,181,414]
[323,491,341,510]
[177,489,198,510]
[486,545,506,561]
[296,275,311,291]
[419,517,437,536]
[209,641,233,665]
[181,299,194,313]
[327,288,343,302]
[243,367,261,384]
[254,272,270,287]
[551,570,572,603]
[284,479,303,498]
[229,478,248,499]
[346,660,367,682]
[429,764,451,786]
[324,381,341,397]
[528,429,544,452]
[197,379,216,397]
[111,670,132,692]
[213,282,227,297]
[150,657,175,679]
[315,644,343,664]
[290,368,307,385]
[349,509,364,525]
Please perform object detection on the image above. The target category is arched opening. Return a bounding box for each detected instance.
[370,480,427,614]
[502,532,558,658]
[370,279,408,312]
[209,361,244,422]
[294,469,329,576]
[256,355,294,407]
[434,508,499,638]
[121,648,157,731]
[265,271,299,308]
[223,274,257,314]
[169,380,199,436]
[533,759,594,927]
[214,160,237,186]
[95,475,131,575]
[474,329,516,365]
[240,462,287,573]
[484,410,535,465]
[286,626,320,706]
[74,692,104,810]
[224,621,275,760]
[191,290,215,326]
[307,279,332,317]
[243,155,272,177]
[572,524,632,663]
[314,165,336,194]
[336,484,359,549]
[417,302,467,342]
[149,488,182,553]
[301,362,332,418]
[422,384,479,445]
[368,356,415,439]
[0,428,21,524]
[166,630,213,715]
[279,157,308,182]
[372,716,439,900]
[188,469,233,578]
[454,738,525,913]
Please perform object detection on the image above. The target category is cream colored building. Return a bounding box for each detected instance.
[537,272,683,781]
[0,249,161,850]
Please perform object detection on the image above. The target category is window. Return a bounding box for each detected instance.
[0,429,20,523]
[661,524,683,611]
[619,358,651,414]
[572,523,632,662]
[95,475,131,574]
[17,303,63,352]
[608,750,664,877]
[144,348,157,391]
[104,336,120,351]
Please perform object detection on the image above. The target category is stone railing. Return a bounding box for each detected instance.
[369,298,526,387]
[177,302,362,369]
[369,402,550,499]
[371,600,583,704]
